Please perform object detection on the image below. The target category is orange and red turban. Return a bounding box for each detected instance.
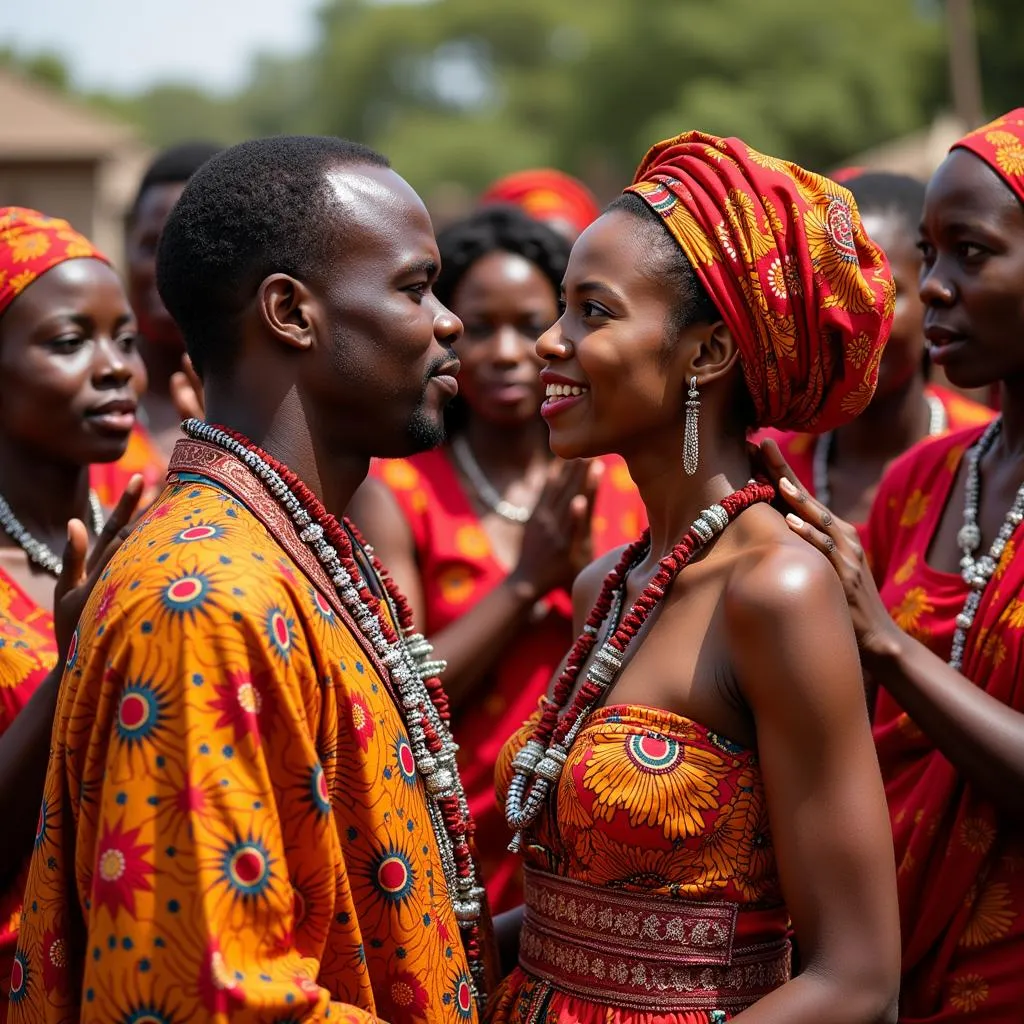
[481,169,601,238]
[950,108,1024,205]
[625,133,895,433]
[0,207,108,320]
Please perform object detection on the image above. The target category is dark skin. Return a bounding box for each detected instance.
[126,181,190,456]
[765,148,1024,816]
[0,258,146,608]
[348,250,600,710]
[530,210,900,1023]
[202,162,463,530]
[823,211,932,524]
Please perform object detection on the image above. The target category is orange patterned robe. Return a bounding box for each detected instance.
[10,439,482,1024]
[757,384,994,528]
[488,705,790,1023]
[0,570,57,1024]
[369,451,646,914]
[88,423,167,508]
[867,427,1024,1021]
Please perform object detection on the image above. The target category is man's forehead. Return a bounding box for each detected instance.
[324,164,404,207]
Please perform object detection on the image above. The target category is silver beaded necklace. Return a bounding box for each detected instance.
[181,419,487,1005]
[951,417,1024,672]
[814,392,947,507]
[449,434,534,524]
[0,490,104,577]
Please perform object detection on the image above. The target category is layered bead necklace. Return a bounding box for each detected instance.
[504,479,775,851]
[0,489,104,576]
[181,419,488,1006]
[951,417,1024,672]
[813,391,947,507]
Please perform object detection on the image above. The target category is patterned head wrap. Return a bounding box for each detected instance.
[481,169,601,237]
[0,207,109,321]
[625,132,895,433]
[949,108,1024,205]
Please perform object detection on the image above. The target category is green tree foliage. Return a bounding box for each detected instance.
[11,1,1023,197]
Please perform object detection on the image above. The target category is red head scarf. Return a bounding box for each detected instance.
[480,169,601,237]
[949,108,1024,205]
[626,133,895,433]
[0,207,109,320]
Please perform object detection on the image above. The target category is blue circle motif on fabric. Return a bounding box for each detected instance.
[222,838,273,900]
[625,732,682,774]
[173,523,224,544]
[454,972,474,1019]
[310,588,334,621]
[309,763,331,815]
[116,682,164,747]
[373,847,415,904]
[65,628,78,670]
[265,607,294,660]
[395,737,417,785]
[161,573,210,614]
[9,950,28,1004]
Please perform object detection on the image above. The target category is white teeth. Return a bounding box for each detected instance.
[544,383,588,399]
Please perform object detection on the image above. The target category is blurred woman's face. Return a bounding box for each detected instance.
[0,258,146,466]
[918,150,1024,390]
[860,211,926,402]
[126,182,186,351]
[450,251,556,427]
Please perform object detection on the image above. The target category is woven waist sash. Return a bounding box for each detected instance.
[518,866,791,1012]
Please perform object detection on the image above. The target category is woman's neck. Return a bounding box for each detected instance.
[0,441,91,553]
[832,373,929,460]
[623,430,754,561]
[459,415,552,484]
[995,377,1024,458]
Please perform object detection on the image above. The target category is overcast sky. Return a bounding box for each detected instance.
[0,0,330,94]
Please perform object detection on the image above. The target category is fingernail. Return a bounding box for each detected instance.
[786,513,804,527]
[779,477,797,495]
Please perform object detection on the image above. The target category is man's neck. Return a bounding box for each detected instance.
[204,397,371,519]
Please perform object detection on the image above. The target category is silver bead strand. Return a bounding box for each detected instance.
[950,418,1024,672]
[0,489,105,577]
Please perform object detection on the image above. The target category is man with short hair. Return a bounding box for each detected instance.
[10,136,490,1024]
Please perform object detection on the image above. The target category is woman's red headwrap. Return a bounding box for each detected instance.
[625,133,894,433]
[0,207,109,320]
[949,108,1024,205]
[481,169,601,238]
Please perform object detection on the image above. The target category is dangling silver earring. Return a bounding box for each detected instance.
[683,376,700,476]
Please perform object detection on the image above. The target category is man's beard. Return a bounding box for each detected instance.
[404,350,455,453]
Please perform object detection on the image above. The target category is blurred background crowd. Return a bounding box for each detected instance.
[0,0,1014,266]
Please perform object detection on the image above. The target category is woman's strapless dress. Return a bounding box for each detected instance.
[488,704,791,1023]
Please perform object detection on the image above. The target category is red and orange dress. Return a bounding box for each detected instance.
[758,384,994,527]
[867,428,1024,1021]
[488,704,790,1022]
[370,450,646,913]
[0,569,57,1024]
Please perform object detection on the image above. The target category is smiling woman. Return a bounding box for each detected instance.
[0,206,146,1019]
[348,205,647,915]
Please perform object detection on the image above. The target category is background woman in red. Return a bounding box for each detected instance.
[349,205,645,913]
[766,108,1024,1021]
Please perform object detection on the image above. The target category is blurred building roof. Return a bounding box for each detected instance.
[841,113,968,182]
[0,67,138,161]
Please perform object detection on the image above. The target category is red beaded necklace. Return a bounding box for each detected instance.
[506,478,774,848]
